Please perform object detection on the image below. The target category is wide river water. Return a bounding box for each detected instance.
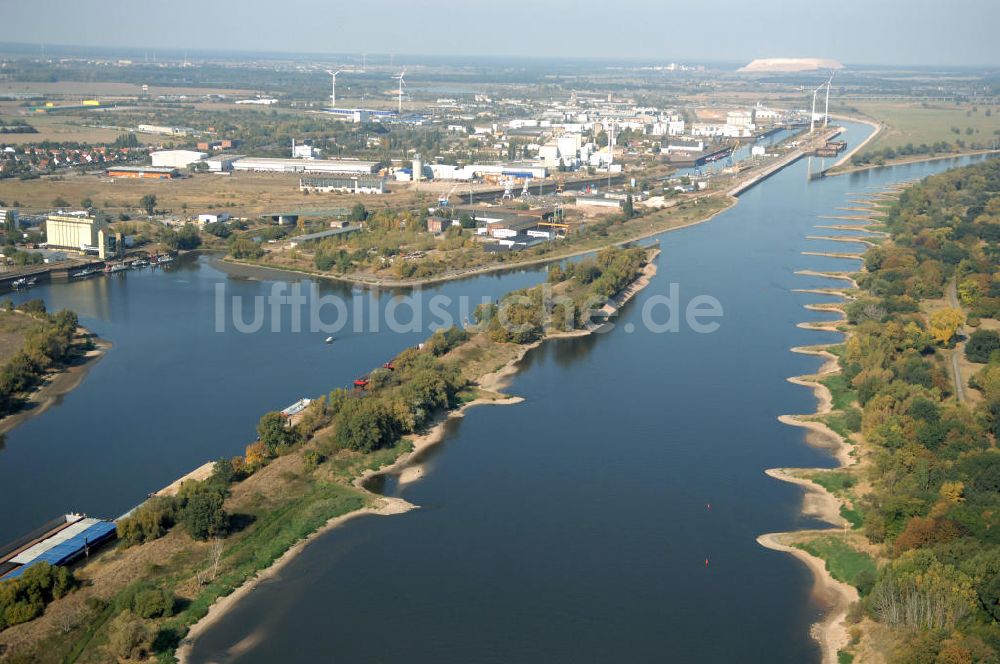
[4,125,986,662]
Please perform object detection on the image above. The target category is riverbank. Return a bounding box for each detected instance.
[826,115,883,173]
[174,495,414,663]
[762,223,866,663]
[829,147,999,177]
[757,531,860,664]
[0,329,109,437]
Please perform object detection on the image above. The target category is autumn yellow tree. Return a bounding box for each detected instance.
[928,308,964,345]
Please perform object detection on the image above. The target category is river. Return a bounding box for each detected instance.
[5,124,987,662]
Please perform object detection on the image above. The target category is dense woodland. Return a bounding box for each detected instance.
[836,158,1000,662]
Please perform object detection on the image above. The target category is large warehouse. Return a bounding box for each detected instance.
[299,176,387,194]
[232,157,379,175]
[150,149,208,169]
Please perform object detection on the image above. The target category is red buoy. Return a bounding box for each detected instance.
[705,558,710,568]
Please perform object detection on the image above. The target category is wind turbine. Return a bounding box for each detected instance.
[326,69,343,108]
[823,73,834,128]
[394,70,406,114]
[810,72,835,133]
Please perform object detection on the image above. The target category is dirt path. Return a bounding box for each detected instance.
[946,279,967,402]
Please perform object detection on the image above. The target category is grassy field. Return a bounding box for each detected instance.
[0,169,415,218]
[794,534,877,592]
[851,101,1000,153]
[820,372,858,412]
[0,311,39,366]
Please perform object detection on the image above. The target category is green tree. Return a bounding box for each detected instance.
[140,194,157,216]
[256,411,298,454]
[116,496,176,546]
[349,203,367,222]
[107,611,149,660]
[130,587,175,619]
[965,329,1000,363]
[176,481,229,540]
[331,398,403,452]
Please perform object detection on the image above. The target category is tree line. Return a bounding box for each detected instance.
[0,300,83,418]
[838,158,1000,662]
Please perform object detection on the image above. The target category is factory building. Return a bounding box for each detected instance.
[299,176,387,194]
[232,157,379,175]
[665,138,706,154]
[44,213,109,258]
[483,217,540,239]
[150,150,208,169]
[136,124,191,136]
[197,139,241,152]
[726,110,756,130]
[322,108,396,123]
[423,162,548,182]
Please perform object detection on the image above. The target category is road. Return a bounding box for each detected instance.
[947,278,967,402]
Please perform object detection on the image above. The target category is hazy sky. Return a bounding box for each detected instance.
[5,0,998,66]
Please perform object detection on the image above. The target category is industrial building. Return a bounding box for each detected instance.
[107,166,178,179]
[150,149,208,169]
[197,212,231,226]
[299,176,386,194]
[426,216,458,234]
[204,154,244,173]
[232,157,379,175]
[44,213,109,258]
[482,217,541,239]
[0,515,117,580]
[425,162,548,182]
[322,107,396,123]
[196,139,241,151]
[136,124,192,136]
[665,138,706,154]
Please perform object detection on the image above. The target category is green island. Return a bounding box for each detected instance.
[776,158,1000,664]
[0,299,100,432]
[0,244,656,663]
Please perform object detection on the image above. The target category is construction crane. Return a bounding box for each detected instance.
[501,177,515,200]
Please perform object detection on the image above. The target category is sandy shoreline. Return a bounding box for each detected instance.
[757,531,859,664]
[174,495,415,663]
[0,333,109,437]
[177,250,661,660]
[762,257,862,662]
